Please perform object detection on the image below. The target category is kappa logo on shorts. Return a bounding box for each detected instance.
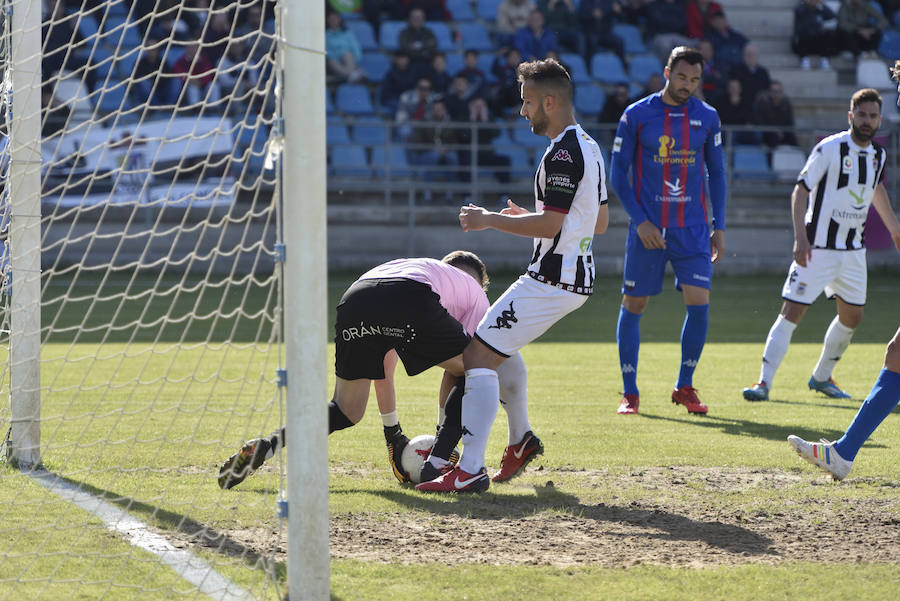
[488,301,518,330]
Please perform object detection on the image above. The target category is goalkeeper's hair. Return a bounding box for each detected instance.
[442,250,489,291]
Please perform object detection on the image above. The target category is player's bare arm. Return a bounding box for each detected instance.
[459,203,565,239]
[871,183,900,252]
[791,183,812,267]
[594,203,609,234]
[710,229,725,263]
[635,220,666,249]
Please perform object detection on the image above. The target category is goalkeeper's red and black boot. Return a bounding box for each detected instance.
[385,424,410,483]
[218,437,272,489]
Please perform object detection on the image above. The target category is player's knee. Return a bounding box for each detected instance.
[884,337,900,372]
[622,295,648,314]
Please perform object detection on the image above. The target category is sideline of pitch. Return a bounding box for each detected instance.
[28,469,256,601]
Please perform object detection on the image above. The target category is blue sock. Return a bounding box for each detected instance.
[617,306,641,396]
[676,304,709,389]
[834,369,900,462]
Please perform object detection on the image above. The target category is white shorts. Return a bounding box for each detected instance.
[474,275,588,357]
[781,248,867,306]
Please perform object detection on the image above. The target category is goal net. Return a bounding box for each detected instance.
[0,0,294,598]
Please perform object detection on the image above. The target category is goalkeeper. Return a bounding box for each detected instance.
[218,251,536,488]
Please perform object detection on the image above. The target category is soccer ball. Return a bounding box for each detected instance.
[400,434,459,483]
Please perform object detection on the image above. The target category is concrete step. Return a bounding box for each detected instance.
[724,6,793,39]
[769,67,839,98]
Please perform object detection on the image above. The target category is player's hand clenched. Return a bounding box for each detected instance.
[459,203,491,232]
[793,236,812,267]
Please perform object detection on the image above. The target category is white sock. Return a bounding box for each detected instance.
[426,456,450,469]
[812,316,855,382]
[759,315,798,387]
[497,352,530,445]
[379,410,399,428]
[457,368,499,474]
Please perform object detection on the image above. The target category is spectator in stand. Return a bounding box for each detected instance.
[202,10,232,66]
[538,0,582,53]
[491,47,524,114]
[170,40,221,106]
[396,77,437,141]
[457,96,511,184]
[837,0,889,58]
[396,0,452,21]
[879,0,900,28]
[632,72,664,102]
[325,10,365,84]
[426,52,452,94]
[456,49,488,101]
[514,9,558,61]
[134,39,177,107]
[42,0,97,92]
[578,0,626,61]
[381,51,420,114]
[497,0,538,48]
[645,0,694,63]
[728,43,771,112]
[218,38,264,113]
[600,83,632,123]
[753,80,798,148]
[409,98,461,185]
[686,0,723,39]
[706,8,748,76]
[698,38,725,105]
[792,0,838,70]
[398,8,438,71]
[715,78,760,144]
[446,74,474,120]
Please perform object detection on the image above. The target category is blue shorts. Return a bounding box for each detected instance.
[622,222,713,297]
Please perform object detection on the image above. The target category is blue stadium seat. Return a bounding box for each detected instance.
[76,14,100,39]
[512,125,549,148]
[351,122,389,145]
[327,121,351,144]
[335,84,375,115]
[477,53,498,82]
[612,23,646,55]
[96,82,131,112]
[359,52,391,82]
[732,145,772,180]
[446,52,464,75]
[346,20,378,52]
[107,1,129,17]
[379,20,406,51]
[457,22,493,52]
[590,52,627,84]
[326,91,335,114]
[477,0,503,20]
[628,54,663,85]
[878,29,900,59]
[574,84,606,117]
[330,145,371,177]
[447,0,476,20]
[103,15,142,48]
[494,146,531,179]
[430,22,456,52]
[560,52,591,84]
[371,145,413,177]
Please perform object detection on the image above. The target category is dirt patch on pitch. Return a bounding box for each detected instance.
[326,467,900,567]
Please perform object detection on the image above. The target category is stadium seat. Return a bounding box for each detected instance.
[351,122,389,145]
[574,84,606,117]
[628,54,663,86]
[335,84,375,115]
[429,22,456,52]
[856,57,893,89]
[346,20,378,52]
[447,0,476,21]
[371,145,413,177]
[103,15,142,48]
[770,145,807,182]
[359,52,391,82]
[494,146,532,179]
[732,145,772,180]
[446,51,464,75]
[477,0,503,20]
[477,53,499,82]
[327,121,351,145]
[326,91,335,114]
[612,23,647,55]
[330,144,371,177]
[457,22,493,52]
[379,20,406,51]
[590,52,627,84]
[560,52,591,84]
[877,29,900,60]
[76,14,100,40]
[512,125,549,148]
[96,82,131,112]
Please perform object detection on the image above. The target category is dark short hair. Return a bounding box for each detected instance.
[666,46,704,72]
[851,88,883,111]
[516,58,573,103]
[442,251,489,290]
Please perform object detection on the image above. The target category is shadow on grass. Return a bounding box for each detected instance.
[341,483,775,558]
[637,412,886,448]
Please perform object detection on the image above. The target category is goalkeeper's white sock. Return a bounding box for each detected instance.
[759,315,798,388]
[812,316,855,382]
[497,352,530,445]
[457,368,499,474]
[380,410,399,428]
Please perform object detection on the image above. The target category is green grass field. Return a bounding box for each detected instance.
[2,271,900,600]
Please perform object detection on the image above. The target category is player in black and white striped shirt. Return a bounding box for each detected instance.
[743,88,900,402]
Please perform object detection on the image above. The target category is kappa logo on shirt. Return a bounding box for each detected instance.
[551,149,573,163]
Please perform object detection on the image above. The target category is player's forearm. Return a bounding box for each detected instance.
[594,204,609,234]
[481,210,564,239]
[707,154,727,230]
[790,184,810,241]
[610,160,648,224]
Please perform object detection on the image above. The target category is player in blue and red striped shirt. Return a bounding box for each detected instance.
[609,46,727,416]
